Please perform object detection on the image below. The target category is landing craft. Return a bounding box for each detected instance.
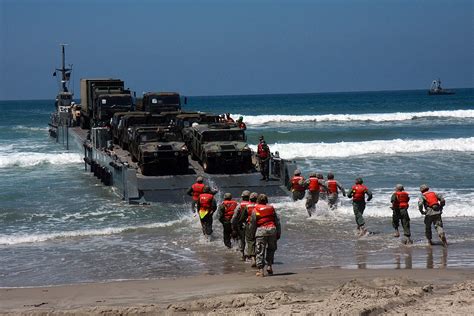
[49,46,297,203]
[428,79,455,95]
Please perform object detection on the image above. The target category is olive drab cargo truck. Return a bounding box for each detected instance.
[79,78,133,129]
[135,92,183,114]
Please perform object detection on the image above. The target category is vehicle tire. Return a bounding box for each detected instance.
[203,158,213,173]
[140,165,149,176]
[191,152,198,161]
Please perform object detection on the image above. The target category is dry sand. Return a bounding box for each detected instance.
[1,268,472,315]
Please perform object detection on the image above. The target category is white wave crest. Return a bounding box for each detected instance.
[250,137,474,159]
[235,109,474,125]
[0,152,82,168]
[14,125,49,132]
[0,219,185,245]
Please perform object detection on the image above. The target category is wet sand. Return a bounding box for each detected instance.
[1,268,472,315]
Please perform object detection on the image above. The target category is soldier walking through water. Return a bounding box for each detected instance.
[231,190,251,261]
[186,176,205,213]
[216,193,238,248]
[242,192,259,266]
[196,186,217,239]
[249,194,281,277]
[303,172,327,217]
[418,184,447,247]
[288,169,305,201]
[326,172,346,210]
[347,177,373,236]
[257,136,270,181]
[390,184,412,244]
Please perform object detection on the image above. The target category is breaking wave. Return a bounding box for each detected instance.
[251,137,474,159]
[0,152,82,168]
[236,109,474,125]
[0,218,188,245]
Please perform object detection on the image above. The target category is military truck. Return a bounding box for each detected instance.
[128,125,189,175]
[185,123,253,173]
[114,113,167,150]
[111,111,150,144]
[135,92,182,113]
[80,78,133,129]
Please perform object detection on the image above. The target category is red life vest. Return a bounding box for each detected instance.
[327,180,338,194]
[191,183,205,201]
[423,191,439,207]
[246,203,257,223]
[255,204,276,228]
[291,176,305,192]
[257,143,269,159]
[308,178,320,192]
[238,122,246,130]
[394,191,410,209]
[222,200,238,221]
[198,193,214,210]
[352,184,368,201]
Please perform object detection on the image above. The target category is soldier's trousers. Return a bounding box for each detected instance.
[245,225,256,257]
[305,191,319,215]
[255,234,277,269]
[292,190,305,201]
[237,225,246,256]
[191,200,198,213]
[392,208,411,237]
[221,221,232,248]
[424,214,444,241]
[327,193,339,209]
[352,201,366,228]
[200,214,213,236]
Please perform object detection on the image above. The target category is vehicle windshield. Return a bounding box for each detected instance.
[140,131,181,142]
[202,131,245,142]
[100,96,132,107]
[150,95,180,105]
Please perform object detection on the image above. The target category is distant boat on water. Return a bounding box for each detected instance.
[428,79,455,95]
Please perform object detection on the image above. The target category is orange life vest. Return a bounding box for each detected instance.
[352,184,368,201]
[423,191,439,207]
[308,178,320,192]
[246,203,257,223]
[198,193,214,219]
[255,204,276,228]
[393,191,410,209]
[191,183,205,201]
[222,200,238,221]
[327,180,338,194]
[291,176,305,192]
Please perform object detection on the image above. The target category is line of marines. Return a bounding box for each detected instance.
[288,170,448,246]
[187,177,280,277]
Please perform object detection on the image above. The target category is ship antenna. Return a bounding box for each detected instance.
[56,44,72,93]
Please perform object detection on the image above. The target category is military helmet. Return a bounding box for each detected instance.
[196,176,204,183]
[355,177,363,184]
[203,185,210,193]
[241,190,251,198]
[238,116,243,121]
[419,184,429,192]
[294,169,301,176]
[257,193,268,204]
[309,172,317,177]
[316,173,324,179]
[249,192,259,201]
[224,192,232,200]
[395,184,404,191]
[327,172,334,179]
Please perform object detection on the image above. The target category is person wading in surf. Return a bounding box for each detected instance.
[347,177,373,236]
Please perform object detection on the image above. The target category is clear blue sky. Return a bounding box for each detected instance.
[0,0,472,100]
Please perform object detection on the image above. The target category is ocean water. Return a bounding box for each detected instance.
[0,89,473,287]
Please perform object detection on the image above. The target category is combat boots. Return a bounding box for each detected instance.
[256,268,264,277]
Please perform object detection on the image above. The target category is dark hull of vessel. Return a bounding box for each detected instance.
[428,90,455,95]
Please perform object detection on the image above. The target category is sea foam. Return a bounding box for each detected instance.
[0,152,83,168]
[251,137,474,159]
[235,109,474,125]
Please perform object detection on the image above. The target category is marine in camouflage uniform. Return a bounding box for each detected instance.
[390,184,412,244]
[216,193,238,248]
[238,192,258,266]
[302,172,327,217]
[347,177,373,236]
[326,172,346,210]
[249,194,281,277]
[418,184,447,247]
[231,190,251,260]
[195,186,217,237]
[287,169,305,201]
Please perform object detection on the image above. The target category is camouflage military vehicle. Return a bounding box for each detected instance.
[128,125,189,176]
[185,123,253,173]
[115,113,167,150]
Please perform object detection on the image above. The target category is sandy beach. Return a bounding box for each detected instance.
[1,267,472,315]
